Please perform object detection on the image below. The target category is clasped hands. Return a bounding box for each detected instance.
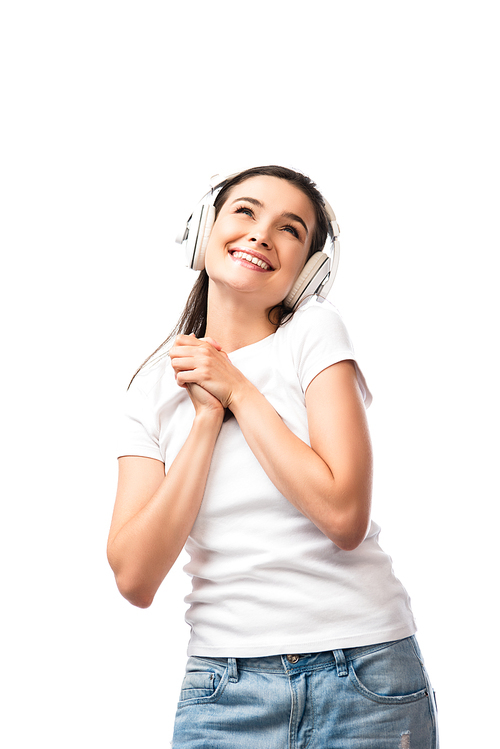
[168,334,246,414]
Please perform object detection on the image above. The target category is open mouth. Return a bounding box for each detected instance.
[229,250,274,271]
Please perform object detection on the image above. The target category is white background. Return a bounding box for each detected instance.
[1,1,498,746]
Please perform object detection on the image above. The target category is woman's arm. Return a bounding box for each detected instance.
[170,337,372,550]
[107,383,224,608]
[230,360,372,550]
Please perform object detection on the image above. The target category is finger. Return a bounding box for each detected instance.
[168,334,199,353]
[170,355,196,369]
[169,345,201,360]
[200,336,222,351]
[173,334,222,353]
[175,369,204,386]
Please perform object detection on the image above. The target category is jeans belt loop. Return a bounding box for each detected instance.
[333,649,348,677]
[228,657,238,683]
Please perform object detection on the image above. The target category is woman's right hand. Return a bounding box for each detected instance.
[172,335,226,418]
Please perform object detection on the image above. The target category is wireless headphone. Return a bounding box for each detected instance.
[176,172,340,309]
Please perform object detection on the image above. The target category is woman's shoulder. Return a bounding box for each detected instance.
[281,295,351,342]
[294,294,345,320]
[278,296,372,405]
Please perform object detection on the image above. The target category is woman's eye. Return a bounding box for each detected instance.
[283,225,299,239]
[234,205,254,217]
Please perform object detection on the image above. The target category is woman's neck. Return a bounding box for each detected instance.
[205,285,277,353]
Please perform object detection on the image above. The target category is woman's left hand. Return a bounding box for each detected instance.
[169,334,248,409]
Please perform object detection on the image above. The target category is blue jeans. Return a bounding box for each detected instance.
[172,636,438,748]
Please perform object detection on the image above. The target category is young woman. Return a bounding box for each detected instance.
[108,166,438,748]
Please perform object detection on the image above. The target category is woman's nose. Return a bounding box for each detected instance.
[250,236,269,248]
[249,226,271,249]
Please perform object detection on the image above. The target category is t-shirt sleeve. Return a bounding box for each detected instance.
[292,298,372,406]
[117,378,163,461]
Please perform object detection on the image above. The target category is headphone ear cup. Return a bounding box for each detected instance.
[284,252,330,309]
[188,204,216,271]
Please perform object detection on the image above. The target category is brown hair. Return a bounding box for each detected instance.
[129,166,330,386]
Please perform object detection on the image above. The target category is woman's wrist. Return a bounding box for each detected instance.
[228,378,260,416]
[193,404,225,430]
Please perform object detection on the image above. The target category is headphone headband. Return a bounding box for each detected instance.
[175,170,340,308]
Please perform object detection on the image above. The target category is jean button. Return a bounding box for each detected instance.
[286,654,300,664]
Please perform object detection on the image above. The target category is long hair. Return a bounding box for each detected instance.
[128,166,330,387]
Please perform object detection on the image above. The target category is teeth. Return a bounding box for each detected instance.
[232,251,271,270]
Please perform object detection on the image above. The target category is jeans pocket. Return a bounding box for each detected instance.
[177,658,229,707]
[348,637,430,705]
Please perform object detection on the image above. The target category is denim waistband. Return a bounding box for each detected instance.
[192,637,408,675]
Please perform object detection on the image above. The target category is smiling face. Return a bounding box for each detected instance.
[204,176,317,312]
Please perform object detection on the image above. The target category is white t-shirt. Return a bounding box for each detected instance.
[118,296,416,657]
